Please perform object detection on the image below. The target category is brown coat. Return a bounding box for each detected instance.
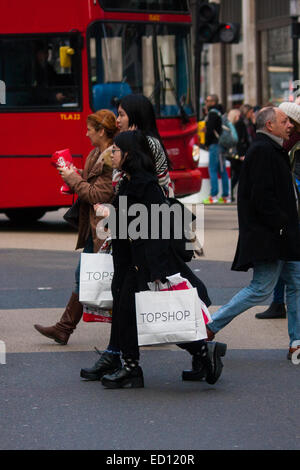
[64,146,114,252]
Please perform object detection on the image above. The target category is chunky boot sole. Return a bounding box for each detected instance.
[80,366,120,381]
[102,375,144,389]
[206,342,227,385]
[80,370,105,381]
[182,369,206,381]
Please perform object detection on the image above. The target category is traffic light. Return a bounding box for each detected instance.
[197,1,240,44]
[197,1,220,43]
[292,22,300,38]
[218,22,240,44]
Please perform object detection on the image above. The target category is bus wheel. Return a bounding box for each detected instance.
[4,208,46,223]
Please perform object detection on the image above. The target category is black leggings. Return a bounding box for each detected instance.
[109,266,141,360]
[108,264,207,361]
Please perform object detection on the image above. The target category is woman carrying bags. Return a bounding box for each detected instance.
[97,130,227,389]
[34,109,118,345]
[80,94,177,380]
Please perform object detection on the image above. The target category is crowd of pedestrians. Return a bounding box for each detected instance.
[34,94,227,389]
[34,92,300,388]
[203,95,256,203]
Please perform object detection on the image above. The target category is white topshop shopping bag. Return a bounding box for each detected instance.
[79,253,113,309]
[135,287,207,346]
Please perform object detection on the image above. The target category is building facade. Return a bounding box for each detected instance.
[190,0,300,113]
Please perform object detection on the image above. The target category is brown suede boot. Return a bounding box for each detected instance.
[34,292,83,345]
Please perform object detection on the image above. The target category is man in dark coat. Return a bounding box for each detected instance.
[206,106,300,359]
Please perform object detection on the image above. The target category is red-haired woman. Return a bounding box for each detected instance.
[34,109,118,345]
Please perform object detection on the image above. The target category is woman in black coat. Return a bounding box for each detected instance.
[227,109,250,201]
[100,130,226,389]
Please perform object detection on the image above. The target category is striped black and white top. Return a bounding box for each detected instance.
[112,135,174,198]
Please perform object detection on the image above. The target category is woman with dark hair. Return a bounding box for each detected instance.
[115,94,174,197]
[34,110,118,345]
[227,108,249,202]
[92,130,226,389]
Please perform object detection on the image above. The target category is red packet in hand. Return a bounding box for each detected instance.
[51,149,75,195]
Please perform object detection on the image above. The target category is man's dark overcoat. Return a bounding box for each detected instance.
[232,132,300,271]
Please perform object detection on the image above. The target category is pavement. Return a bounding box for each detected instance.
[0,205,299,451]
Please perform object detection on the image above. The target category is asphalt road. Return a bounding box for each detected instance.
[0,248,253,310]
[0,208,299,452]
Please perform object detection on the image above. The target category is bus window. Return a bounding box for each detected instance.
[142,35,155,98]
[156,35,177,112]
[0,35,81,110]
[98,0,189,12]
[88,21,194,118]
[101,37,123,82]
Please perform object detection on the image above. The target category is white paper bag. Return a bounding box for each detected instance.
[148,273,212,325]
[79,253,113,308]
[135,287,207,346]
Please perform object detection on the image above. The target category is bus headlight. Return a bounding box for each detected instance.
[192,144,200,163]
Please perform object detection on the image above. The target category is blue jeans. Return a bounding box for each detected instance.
[74,233,94,294]
[208,260,300,346]
[208,144,229,198]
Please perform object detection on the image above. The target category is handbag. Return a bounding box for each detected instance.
[167,198,195,262]
[135,274,209,346]
[79,253,114,309]
[63,198,80,229]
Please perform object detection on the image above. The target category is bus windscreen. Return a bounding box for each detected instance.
[88,22,194,119]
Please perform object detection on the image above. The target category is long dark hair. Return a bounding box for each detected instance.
[114,130,156,176]
[118,94,172,169]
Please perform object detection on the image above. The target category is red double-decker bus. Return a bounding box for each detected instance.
[0,0,202,222]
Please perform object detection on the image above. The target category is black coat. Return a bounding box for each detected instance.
[232,132,300,271]
[205,107,222,147]
[111,172,210,306]
[235,117,250,156]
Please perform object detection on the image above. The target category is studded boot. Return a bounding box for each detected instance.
[80,349,122,380]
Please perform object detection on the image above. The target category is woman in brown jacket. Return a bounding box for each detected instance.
[34,109,118,344]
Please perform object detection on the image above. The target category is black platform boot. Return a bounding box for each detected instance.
[101,358,144,389]
[80,348,122,381]
[205,342,227,384]
[182,341,227,384]
[182,353,206,381]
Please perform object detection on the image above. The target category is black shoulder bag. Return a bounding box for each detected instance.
[63,197,80,229]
